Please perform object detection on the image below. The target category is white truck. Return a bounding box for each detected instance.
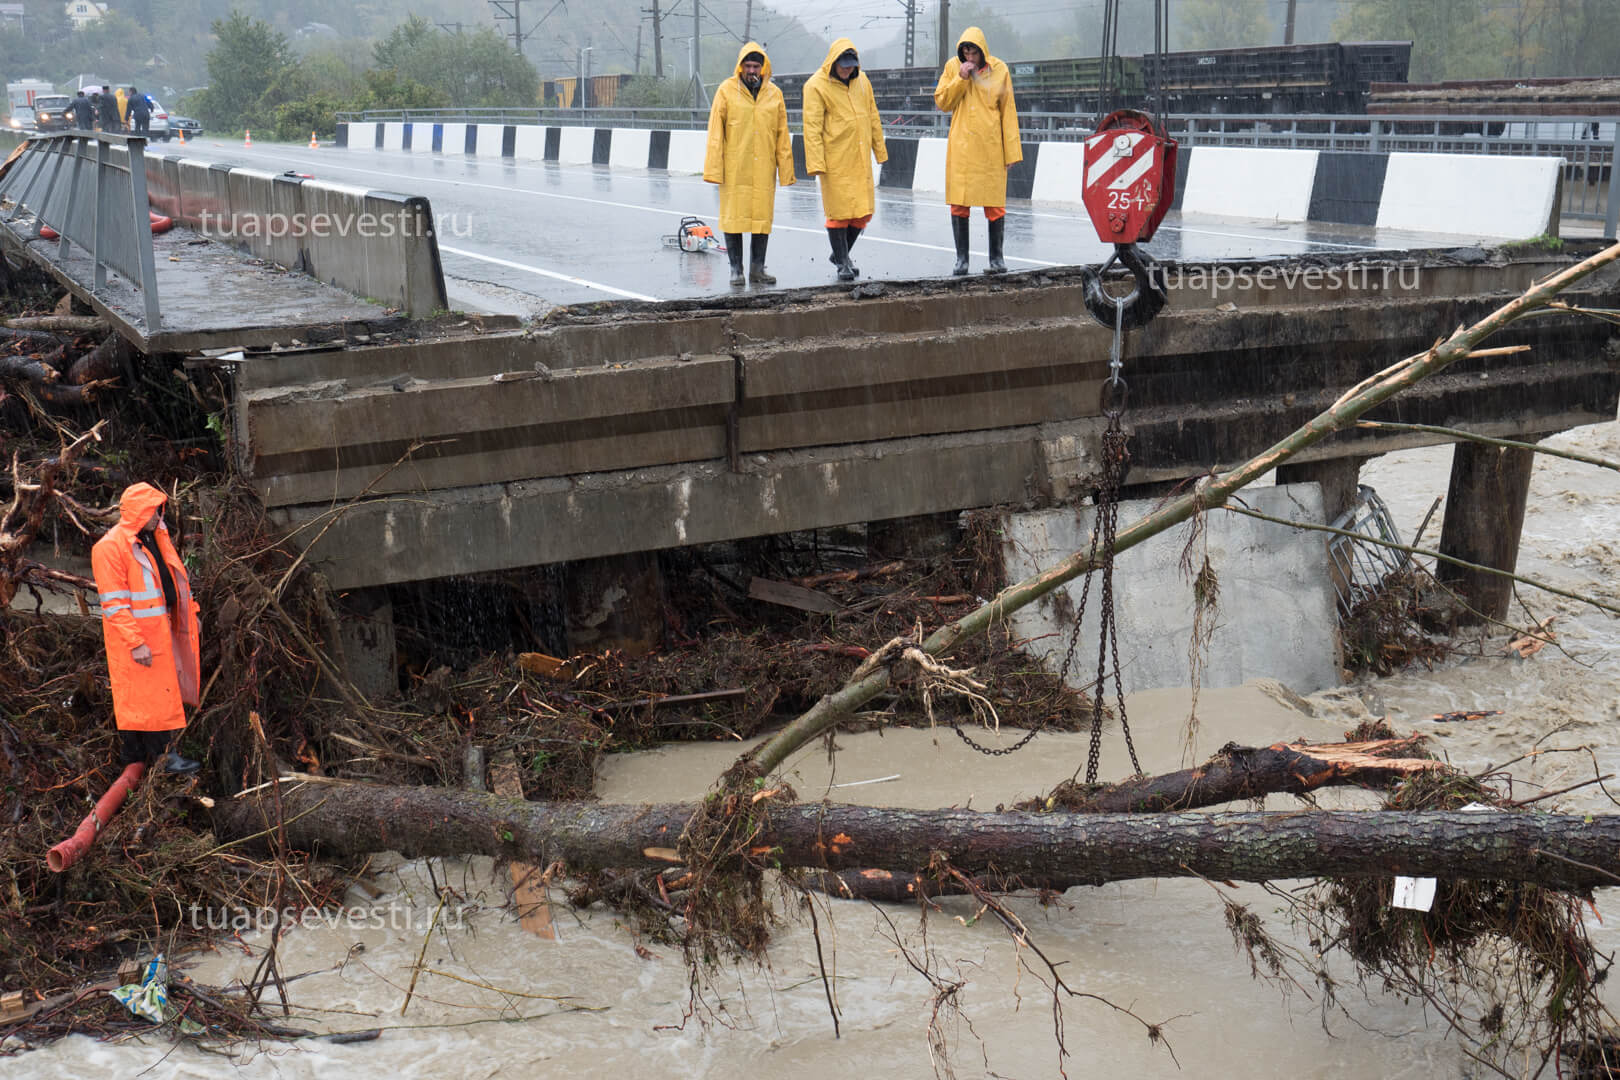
[7,79,56,130]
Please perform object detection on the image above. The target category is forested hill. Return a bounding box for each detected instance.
[0,0,830,94]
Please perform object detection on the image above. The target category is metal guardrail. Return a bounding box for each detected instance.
[337,107,1620,231]
[0,132,161,329]
[1326,485,1408,621]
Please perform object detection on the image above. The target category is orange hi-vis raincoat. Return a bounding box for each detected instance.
[91,483,200,732]
[704,41,796,235]
[933,26,1022,208]
[803,37,888,223]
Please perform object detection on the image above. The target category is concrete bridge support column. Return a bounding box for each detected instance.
[1275,456,1368,525]
[336,588,398,699]
[867,511,962,560]
[1437,441,1537,623]
[563,552,666,657]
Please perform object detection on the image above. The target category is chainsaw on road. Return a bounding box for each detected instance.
[662,216,725,254]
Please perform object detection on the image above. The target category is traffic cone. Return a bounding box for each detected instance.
[308,130,318,149]
[177,126,185,146]
[243,129,252,148]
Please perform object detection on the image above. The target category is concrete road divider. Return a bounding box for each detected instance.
[1181,146,1320,222]
[144,152,448,317]
[1377,152,1563,239]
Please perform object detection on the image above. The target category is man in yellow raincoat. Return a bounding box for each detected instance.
[91,482,202,773]
[934,26,1021,275]
[704,42,795,287]
[803,38,887,282]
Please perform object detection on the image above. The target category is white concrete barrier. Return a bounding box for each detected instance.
[609,127,651,171]
[513,125,546,161]
[346,122,377,149]
[1030,140,1087,205]
[1376,152,1563,239]
[910,137,948,194]
[475,124,506,158]
[666,130,707,174]
[1181,147,1319,222]
[440,122,467,155]
[556,126,593,165]
[381,122,406,151]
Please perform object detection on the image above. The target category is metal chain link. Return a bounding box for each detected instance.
[953,290,1140,769]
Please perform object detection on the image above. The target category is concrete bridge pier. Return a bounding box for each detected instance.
[1276,456,1369,525]
[1437,441,1538,623]
[336,588,399,699]
[563,552,666,657]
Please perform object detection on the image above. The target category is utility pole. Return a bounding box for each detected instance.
[649,0,664,78]
[936,0,949,68]
[490,0,567,58]
[691,0,704,107]
[743,0,752,41]
[1283,0,1297,45]
[635,23,643,73]
[902,0,916,67]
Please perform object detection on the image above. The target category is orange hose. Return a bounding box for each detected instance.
[39,213,172,242]
[47,761,145,872]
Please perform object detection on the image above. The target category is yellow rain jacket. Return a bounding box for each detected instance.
[704,42,795,234]
[933,26,1022,207]
[802,37,888,222]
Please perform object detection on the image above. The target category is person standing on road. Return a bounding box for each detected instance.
[934,26,1022,275]
[70,90,94,131]
[91,483,203,775]
[803,38,887,282]
[97,86,120,133]
[704,41,796,288]
[128,86,151,138]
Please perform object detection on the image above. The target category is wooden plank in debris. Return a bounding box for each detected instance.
[747,576,842,615]
[490,751,556,941]
[517,652,573,680]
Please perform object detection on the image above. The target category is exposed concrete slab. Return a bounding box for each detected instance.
[0,224,388,353]
[1002,483,1343,697]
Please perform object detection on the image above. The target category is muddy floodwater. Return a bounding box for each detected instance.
[15,421,1620,1079]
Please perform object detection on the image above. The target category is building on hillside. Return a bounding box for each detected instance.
[64,0,107,28]
[0,5,25,28]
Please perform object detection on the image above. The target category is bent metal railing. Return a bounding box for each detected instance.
[0,132,162,330]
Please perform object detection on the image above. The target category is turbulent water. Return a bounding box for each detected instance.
[13,422,1620,1080]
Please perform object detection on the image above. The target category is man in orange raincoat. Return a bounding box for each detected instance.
[91,483,202,773]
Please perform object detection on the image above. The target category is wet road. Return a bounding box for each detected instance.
[176,138,1489,313]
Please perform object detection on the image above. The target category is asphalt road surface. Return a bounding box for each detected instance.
[175,138,1490,314]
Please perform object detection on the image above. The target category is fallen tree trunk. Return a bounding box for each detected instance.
[6,315,108,334]
[1048,737,1444,813]
[212,781,1620,892]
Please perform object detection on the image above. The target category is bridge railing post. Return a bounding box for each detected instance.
[1607,123,1620,240]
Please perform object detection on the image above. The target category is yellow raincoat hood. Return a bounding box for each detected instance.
[703,41,795,234]
[802,36,888,221]
[933,25,1022,207]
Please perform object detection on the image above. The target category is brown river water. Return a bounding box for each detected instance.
[12,422,1620,1079]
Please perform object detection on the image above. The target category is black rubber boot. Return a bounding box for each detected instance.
[725,232,744,287]
[844,224,863,276]
[950,215,970,276]
[748,233,776,285]
[984,216,1007,275]
[827,227,856,282]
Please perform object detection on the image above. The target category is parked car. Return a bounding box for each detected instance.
[145,96,170,140]
[31,95,73,132]
[167,114,201,139]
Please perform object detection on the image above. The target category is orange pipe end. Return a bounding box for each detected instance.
[47,761,146,873]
